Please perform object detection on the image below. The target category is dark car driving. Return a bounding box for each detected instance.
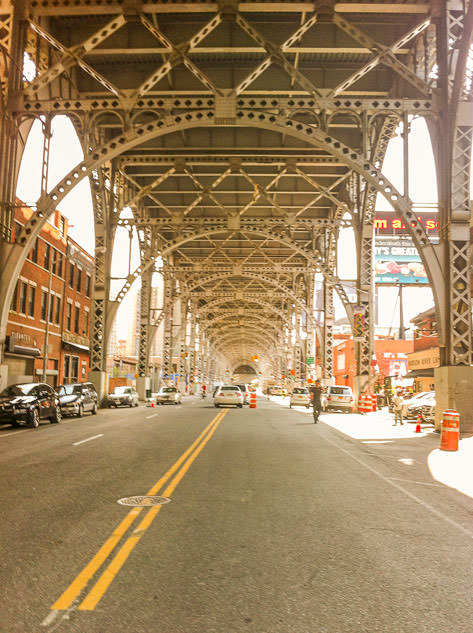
[0,382,62,428]
[55,383,98,417]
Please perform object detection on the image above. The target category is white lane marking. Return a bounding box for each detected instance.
[146,414,158,419]
[41,610,59,627]
[388,477,443,487]
[321,432,473,539]
[72,434,103,446]
[0,429,29,438]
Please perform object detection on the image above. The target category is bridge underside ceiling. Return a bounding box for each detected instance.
[12,1,438,369]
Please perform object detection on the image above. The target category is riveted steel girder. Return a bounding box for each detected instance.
[1,1,472,388]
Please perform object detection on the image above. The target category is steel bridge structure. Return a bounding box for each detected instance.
[1,1,473,427]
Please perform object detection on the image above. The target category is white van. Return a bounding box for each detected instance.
[322,385,354,413]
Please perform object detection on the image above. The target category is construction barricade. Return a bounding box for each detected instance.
[358,394,371,414]
[440,409,460,451]
[370,394,377,412]
[249,392,257,409]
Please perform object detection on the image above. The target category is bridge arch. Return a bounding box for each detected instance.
[1,107,445,348]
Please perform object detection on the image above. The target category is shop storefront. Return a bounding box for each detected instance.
[4,333,41,385]
[61,332,90,384]
[406,348,439,392]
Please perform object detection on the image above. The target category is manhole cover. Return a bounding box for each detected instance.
[117,496,171,507]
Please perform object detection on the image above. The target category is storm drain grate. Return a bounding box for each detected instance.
[117,496,171,507]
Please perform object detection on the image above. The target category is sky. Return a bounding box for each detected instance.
[16,114,445,337]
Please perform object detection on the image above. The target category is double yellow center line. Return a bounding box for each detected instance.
[51,409,228,613]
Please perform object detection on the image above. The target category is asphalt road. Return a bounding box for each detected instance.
[1,397,473,633]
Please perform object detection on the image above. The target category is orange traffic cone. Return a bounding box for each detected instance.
[415,414,421,433]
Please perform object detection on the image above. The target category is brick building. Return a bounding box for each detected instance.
[5,201,93,387]
[332,338,414,390]
[406,307,438,392]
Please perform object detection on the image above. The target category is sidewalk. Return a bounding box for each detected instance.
[269,395,473,501]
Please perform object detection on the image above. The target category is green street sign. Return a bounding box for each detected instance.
[306,357,314,365]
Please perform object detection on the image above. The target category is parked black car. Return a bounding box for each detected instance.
[55,383,98,417]
[0,382,61,428]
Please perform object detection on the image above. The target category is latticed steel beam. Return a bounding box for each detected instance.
[2,1,472,391]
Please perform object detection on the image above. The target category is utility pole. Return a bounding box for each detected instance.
[41,249,54,383]
[398,284,405,340]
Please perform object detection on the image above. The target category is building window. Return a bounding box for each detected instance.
[86,274,91,297]
[63,355,79,382]
[76,267,82,292]
[71,356,79,382]
[57,252,63,278]
[28,239,38,263]
[19,281,27,314]
[74,305,80,333]
[63,355,70,382]
[66,302,72,331]
[51,249,63,277]
[84,310,89,337]
[69,263,74,288]
[44,243,51,271]
[54,296,61,324]
[28,286,35,317]
[10,282,18,311]
[41,290,48,321]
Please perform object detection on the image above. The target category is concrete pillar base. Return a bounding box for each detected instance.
[0,364,8,392]
[354,374,371,412]
[434,366,473,433]
[136,376,150,401]
[88,370,107,403]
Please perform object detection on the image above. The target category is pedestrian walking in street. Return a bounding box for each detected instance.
[392,390,404,425]
[309,379,323,423]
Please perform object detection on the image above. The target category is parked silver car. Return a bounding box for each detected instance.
[289,387,311,409]
[322,385,354,413]
[420,394,436,423]
[107,386,139,408]
[404,391,435,420]
[56,383,98,417]
[155,386,182,405]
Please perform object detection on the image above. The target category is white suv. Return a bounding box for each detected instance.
[322,385,354,413]
[234,384,250,405]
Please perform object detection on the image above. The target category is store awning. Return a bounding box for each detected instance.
[63,341,89,352]
[6,344,41,357]
[406,368,435,378]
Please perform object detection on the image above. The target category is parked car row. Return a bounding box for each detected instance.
[0,381,143,428]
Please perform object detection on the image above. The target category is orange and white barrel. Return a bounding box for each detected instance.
[370,394,377,412]
[249,392,257,409]
[440,409,460,451]
[358,394,370,414]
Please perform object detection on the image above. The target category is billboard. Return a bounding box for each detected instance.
[375,238,428,284]
[374,212,438,236]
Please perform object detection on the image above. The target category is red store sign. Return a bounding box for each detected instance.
[375,212,438,235]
